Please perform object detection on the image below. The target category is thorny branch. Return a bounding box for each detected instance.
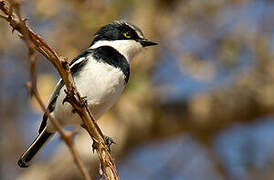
[0,0,119,179]
[25,83,92,180]
[25,32,92,179]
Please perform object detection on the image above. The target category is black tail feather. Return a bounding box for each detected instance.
[18,129,53,168]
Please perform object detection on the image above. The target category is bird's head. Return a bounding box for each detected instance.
[90,20,157,61]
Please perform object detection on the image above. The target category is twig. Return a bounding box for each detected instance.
[25,83,92,180]
[85,106,119,179]
[0,0,119,179]
[5,0,91,179]
[28,47,37,91]
[64,90,120,179]
[0,13,7,19]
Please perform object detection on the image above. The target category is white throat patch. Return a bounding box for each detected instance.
[90,40,143,62]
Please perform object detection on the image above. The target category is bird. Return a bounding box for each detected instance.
[17,20,157,168]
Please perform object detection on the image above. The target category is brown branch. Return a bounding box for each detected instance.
[0,13,8,19]
[6,0,91,179]
[28,47,38,91]
[0,0,119,179]
[25,83,92,180]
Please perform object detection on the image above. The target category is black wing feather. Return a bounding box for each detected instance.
[38,80,64,133]
[38,49,92,133]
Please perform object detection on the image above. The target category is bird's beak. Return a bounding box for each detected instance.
[139,39,158,47]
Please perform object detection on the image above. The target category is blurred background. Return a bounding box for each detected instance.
[0,0,274,179]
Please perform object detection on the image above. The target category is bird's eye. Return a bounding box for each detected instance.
[123,32,131,39]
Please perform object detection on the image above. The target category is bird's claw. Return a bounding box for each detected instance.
[104,136,116,152]
[91,136,116,153]
[80,96,88,107]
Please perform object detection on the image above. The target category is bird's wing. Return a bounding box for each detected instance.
[38,49,93,133]
[38,79,64,133]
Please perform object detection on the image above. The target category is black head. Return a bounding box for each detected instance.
[90,20,157,47]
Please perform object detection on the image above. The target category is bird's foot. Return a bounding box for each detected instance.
[91,136,116,153]
[62,90,87,108]
[104,136,116,152]
[80,96,88,107]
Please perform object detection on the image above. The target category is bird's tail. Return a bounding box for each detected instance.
[17,128,53,168]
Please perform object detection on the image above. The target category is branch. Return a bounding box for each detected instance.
[0,0,119,179]
[0,13,7,19]
[25,83,92,180]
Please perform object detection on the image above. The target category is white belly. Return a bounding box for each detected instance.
[47,60,126,132]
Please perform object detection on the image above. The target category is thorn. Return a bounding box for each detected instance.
[92,142,96,153]
[22,17,28,23]
[80,96,88,107]
[62,95,69,105]
[92,139,99,153]
[62,89,71,105]
[92,145,95,153]
[81,124,87,130]
[61,58,69,70]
